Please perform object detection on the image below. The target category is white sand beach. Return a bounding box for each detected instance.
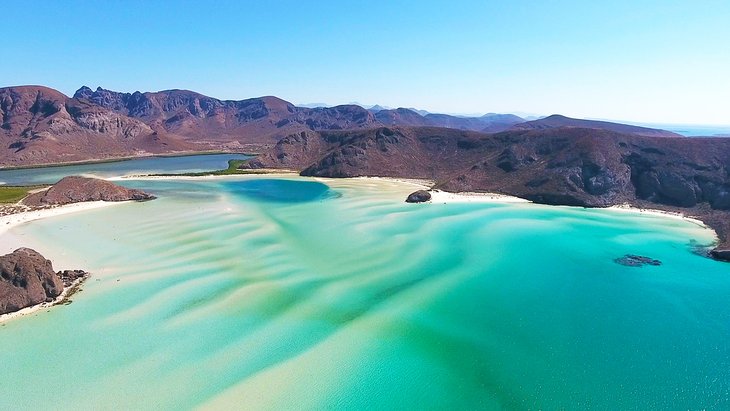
[0,201,124,251]
[605,203,709,228]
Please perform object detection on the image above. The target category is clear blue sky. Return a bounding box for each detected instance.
[2,1,728,125]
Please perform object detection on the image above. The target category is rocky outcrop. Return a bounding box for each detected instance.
[0,248,64,315]
[614,255,662,267]
[242,125,730,261]
[405,190,432,203]
[23,176,155,206]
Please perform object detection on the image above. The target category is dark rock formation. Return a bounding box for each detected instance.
[0,248,64,315]
[710,248,730,261]
[614,255,662,267]
[56,269,90,288]
[23,176,155,206]
[406,190,432,203]
[242,126,730,262]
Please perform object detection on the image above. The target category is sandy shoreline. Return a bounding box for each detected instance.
[0,201,132,260]
[429,189,531,204]
[603,204,709,228]
[0,274,88,325]
[108,170,300,181]
[0,201,122,237]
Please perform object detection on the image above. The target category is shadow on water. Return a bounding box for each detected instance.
[223,179,340,203]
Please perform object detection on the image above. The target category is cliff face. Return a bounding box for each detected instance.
[0,86,194,166]
[242,126,730,260]
[0,248,64,315]
[23,176,156,206]
[73,87,381,146]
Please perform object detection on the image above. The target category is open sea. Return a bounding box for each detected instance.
[0,156,729,409]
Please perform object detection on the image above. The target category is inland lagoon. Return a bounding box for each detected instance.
[0,160,729,409]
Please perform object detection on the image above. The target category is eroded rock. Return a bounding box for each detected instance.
[0,248,64,315]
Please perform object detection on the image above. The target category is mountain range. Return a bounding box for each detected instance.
[0,84,680,166]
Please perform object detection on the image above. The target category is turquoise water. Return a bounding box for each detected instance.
[1,176,729,409]
[0,153,250,185]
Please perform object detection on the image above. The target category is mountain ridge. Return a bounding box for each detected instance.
[0,84,688,167]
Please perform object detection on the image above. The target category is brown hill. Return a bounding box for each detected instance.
[242,126,730,260]
[23,176,156,206]
[511,114,682,137]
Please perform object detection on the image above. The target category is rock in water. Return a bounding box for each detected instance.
[710,248,730,262]
[0,248,64,315]
[614,254,662,267]
[405,190,432,203]
[23,176,156,206]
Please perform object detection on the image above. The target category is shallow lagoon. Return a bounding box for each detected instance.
[0,174,729,410]
[0,153,250,185]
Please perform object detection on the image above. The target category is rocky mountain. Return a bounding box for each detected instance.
[1,84,686,167]
[23,176,156,206]
[511,114,682,137]
[242,125,730,261]
[0,86,195,166]
[74,86,380,146]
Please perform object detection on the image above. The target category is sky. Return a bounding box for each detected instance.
[1,0,729,125]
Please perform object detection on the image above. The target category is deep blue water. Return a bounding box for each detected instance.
[223,179,340,203]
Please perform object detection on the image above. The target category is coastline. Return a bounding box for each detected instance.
[0,150,253,171]
[0,273,88,325]
[603,204,710,228]
[429,189,531,204]
[0,201,126,250]
[110,170,301,181]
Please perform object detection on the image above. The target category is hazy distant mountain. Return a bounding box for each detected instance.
[408,108,430,116]
[367,104,389,113]
[297,103,331,108]
[511,114,682,137]
[373,108,524,132]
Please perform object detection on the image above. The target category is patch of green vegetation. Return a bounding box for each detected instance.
[149,158,271,177]
[0,185,46,203]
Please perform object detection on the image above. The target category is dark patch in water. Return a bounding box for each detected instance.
[614,254,662,267]
[224,179,339,203]
[688,239,715,258]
